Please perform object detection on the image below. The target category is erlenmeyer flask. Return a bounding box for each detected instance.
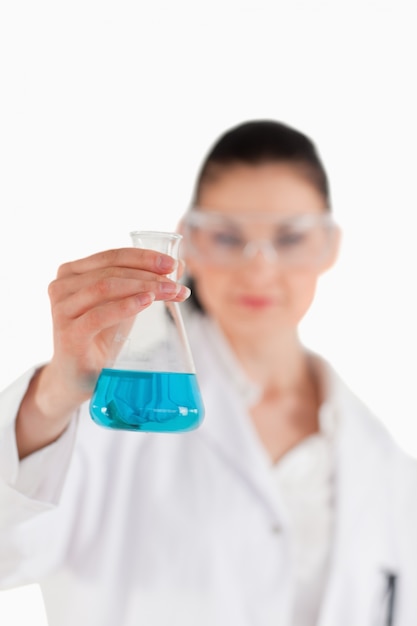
[89,231,205,433]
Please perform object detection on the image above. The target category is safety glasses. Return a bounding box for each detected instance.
[181,209,339,269]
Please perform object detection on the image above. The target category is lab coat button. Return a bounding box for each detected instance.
[271,524,282,534]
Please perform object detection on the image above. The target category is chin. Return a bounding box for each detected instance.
[226,310,291,336]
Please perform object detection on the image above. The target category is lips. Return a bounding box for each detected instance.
[236,295,277,309]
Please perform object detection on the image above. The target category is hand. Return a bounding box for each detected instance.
[45,247,190,404]
[16,247,190,457]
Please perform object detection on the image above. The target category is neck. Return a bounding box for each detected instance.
[221,325,312,393]
[212,320,323,462]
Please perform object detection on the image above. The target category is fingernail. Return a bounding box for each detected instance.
[157,255,177,272]
[178,285,191,299]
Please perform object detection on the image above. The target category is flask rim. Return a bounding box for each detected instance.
[130,230,182,240]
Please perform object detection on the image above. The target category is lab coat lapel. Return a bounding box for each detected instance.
[318,370,399,625]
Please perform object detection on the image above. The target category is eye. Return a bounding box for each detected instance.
[274,230,306,248]
[210,231,245,249]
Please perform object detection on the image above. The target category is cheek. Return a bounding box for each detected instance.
[288,271,319,320]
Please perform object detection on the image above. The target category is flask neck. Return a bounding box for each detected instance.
[130,231,182,279]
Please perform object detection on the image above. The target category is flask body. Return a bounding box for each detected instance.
[90,369,204,432]
[89,232,205,432]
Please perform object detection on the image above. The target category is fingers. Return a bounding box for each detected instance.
[49,267,187,303]
[49,248,190,319]
[52,275,190,321]
[67,292,158,342]
[57,248,178,279]
[48,247,191,351]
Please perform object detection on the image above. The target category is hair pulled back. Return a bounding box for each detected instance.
[192,119,330,208]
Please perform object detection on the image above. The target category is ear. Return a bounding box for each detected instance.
[320,225,342,274]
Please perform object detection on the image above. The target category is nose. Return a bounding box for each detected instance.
[243,240,277,264]
[239,242,282,281]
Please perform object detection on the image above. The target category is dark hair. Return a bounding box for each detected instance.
[192,119,330,207]
[185,119,330,313]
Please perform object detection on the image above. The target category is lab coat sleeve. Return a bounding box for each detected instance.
[0,367,79,586]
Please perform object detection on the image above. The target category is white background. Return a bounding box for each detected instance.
[1,1,416,623]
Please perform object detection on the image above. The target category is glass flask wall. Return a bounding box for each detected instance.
[89,231,205,432]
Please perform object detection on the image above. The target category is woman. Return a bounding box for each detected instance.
[1,120,416,626]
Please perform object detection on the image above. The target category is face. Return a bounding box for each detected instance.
[181,163,339,341]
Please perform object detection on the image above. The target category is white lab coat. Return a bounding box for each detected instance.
[0,312,417,626]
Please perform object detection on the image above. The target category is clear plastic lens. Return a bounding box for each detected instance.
[183,210,336,268]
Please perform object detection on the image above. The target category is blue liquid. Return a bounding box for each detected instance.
[89,369,205,432]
